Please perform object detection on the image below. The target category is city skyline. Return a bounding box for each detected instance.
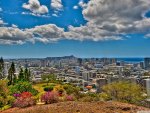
[0,0,150,58]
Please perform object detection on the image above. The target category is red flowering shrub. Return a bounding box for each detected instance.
[20,92,32,98]
[41,91,59,104]
[13,92,35,108]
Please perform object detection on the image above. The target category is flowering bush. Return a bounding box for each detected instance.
[13,93,21,98]
[66,95,74,101]
[13,92,35,108]
[13,97,35,108]
[20,92,32,98]
[41,91,59,104]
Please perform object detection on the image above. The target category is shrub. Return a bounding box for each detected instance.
[54,85,64,92]
[54,85,65,96]
[9,81,38,96]
[87,93,101,101]
[0,96,7,108]
[0,105,11,111]
[13,92,35,108]
[13,97,36,108]
[63,84,81,99]
[78,93,101,102]
[79,96,94,102]
[63,84,76,95]
[41,74,57,85]
[41,91,59,104]
[66,95,74,101]
[102,81,146,104]
[44,86,54,92]
[0,80,11,108]
[20,92,32,98]
[99,92,111,101]
[7,96,15,105]
[29,88,39,96]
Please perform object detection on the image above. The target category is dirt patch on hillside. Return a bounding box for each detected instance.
[1,101,150,113]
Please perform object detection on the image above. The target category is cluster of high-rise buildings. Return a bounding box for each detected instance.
[3,56,150,94]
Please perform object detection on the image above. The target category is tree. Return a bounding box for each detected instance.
[18,67,24,81]
[9,81,38,96]
[28,69,31,79]
[102,81,146,104]
[8,62,16,85]
[42,74,57,85]
[143,72,150,76]
[23,68,31,81]
[0,57,4,79]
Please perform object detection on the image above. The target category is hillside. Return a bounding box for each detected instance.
[1,101,150,113]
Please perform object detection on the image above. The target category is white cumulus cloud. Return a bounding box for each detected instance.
[82,0,150,33]
[51,0,63,10]
[0,27,34,45]
[22,0,48,15]
[27,24,65,42]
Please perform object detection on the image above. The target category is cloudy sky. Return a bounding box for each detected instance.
[0,0,150,58]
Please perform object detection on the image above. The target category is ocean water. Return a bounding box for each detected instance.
[117,58,144,63]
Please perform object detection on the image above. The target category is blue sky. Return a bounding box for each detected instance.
[0,0,150,58]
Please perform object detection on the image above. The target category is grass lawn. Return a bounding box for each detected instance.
[33,83,57,93]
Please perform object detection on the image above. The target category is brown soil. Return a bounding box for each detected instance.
[1,101,150,113]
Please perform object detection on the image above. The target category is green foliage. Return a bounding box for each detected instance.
[9,81,38,96]
[78,93,102,102]
[0,57,4,79]
[63,84,75,95]
[63,84,81,99]
[24,68,31,81]
[8,62,16,85]
[18,68,24,81]
[0,96,7,108]
[99,92,111,101]
[0,80,9,97]
[18,67,31,82]
[44,85,54,92]
[79,96,94,102]
[0,105,11,111]
[63,84,80,94]
[87,93,101,101]
[54,85,64,93]
[143,72,150,76]
[7,96,15,105]
[41,74,57,85]
[0,80,15,108]
[102,81,146,104]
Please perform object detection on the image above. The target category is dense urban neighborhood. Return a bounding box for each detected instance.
[2,56,150,94]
